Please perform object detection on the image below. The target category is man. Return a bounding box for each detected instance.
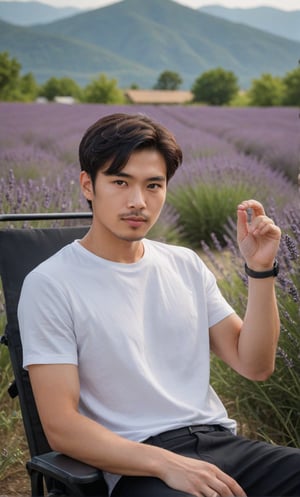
[18,113,300,497]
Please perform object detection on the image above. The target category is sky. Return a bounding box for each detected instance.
[3,0,300,10]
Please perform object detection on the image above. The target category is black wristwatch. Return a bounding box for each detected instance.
[244,259,279,279]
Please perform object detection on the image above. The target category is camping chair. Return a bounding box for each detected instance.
[0,212,108,497]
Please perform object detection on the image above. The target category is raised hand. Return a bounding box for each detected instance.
[237,199,281,271]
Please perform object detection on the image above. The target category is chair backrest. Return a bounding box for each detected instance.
[0,223,90,457]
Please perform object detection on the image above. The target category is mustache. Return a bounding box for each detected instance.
[120,211,149,221]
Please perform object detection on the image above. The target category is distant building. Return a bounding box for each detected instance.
[35,97,48,104]
[125,89,193,105]
[54,96,75,104]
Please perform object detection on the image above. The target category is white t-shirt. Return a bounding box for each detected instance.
[18,238,236,493]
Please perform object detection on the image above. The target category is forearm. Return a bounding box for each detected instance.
[47,410,167,478]
[238,276,280,379]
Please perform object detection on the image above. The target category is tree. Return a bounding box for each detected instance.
[40,76,82,101]
[282,66,300,106]
[40,77,62,101]
[192,67,239,105]
[58,77,82,101]
[83,73,125,104]
[0,51,21,100]
[0,52,40,101]
[248,73,284,106]
[19,72,39,101]
[153,70,183,90]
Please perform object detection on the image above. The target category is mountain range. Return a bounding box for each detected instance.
[0,0,299,90]
[1,1,299,41]
[199,5,300,43]
[0,1,81,25]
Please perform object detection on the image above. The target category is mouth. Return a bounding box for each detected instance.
[121,215,148,228]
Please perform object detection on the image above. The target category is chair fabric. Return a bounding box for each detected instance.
[0,226,107,497]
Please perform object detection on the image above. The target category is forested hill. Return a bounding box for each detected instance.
[0,18,155,88]
[1,0,300,89]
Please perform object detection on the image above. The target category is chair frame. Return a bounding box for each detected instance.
[0,212,108,497]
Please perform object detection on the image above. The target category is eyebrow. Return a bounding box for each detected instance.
[110,171,166,182]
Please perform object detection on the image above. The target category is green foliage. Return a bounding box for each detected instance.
[40,76,82,101]
[192,67,239,105]
[153,70,183,90]
[0,51,20,87]
[282,66,300,106]
[0,52,39,101]
[167,182,254,248]
[229,91,250,107]
[0,51,21,100]
[248,73,284,106]
[18,72,39,101]
[83,73,125,104]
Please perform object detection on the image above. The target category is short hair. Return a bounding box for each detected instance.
[79,113,183,187]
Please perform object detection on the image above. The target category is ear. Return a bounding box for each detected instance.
[80,171,93,201]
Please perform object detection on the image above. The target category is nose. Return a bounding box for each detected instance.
[128,187,146,209]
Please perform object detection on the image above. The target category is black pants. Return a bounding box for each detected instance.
[111,425,300,497]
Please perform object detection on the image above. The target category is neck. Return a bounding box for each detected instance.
[79,229,145,264]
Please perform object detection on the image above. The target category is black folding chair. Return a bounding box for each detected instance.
[0,213,108,497]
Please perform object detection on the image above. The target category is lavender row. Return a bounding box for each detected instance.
[0,103,297,218]
[164,106,300,184]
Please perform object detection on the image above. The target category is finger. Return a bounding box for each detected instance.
[238,199,265,218]
[200,467,246,497]
[216,472,247,497]
[249,216,280,239]
[254,221,275,237]
[237,207,249,242]
[249,216,272,233]
[201,478,245,497]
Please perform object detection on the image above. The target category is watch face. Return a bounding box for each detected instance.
[273,260,279,276]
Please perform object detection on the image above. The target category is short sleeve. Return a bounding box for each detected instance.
[18,270,78,369]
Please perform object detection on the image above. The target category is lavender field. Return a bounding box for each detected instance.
[0,103,299,482]
[0,103,299,218]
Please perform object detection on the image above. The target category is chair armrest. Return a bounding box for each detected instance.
[27,451,107,497]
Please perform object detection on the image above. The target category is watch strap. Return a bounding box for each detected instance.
[245,259,279,279]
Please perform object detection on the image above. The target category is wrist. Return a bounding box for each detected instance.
[245,260,279,279]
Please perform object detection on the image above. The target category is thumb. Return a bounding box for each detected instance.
[237,206,249,243]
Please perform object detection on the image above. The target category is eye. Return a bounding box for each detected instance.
[113,180,127,186]
[148,183,162,190]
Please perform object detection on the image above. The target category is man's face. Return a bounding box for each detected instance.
[80,149,167,245]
